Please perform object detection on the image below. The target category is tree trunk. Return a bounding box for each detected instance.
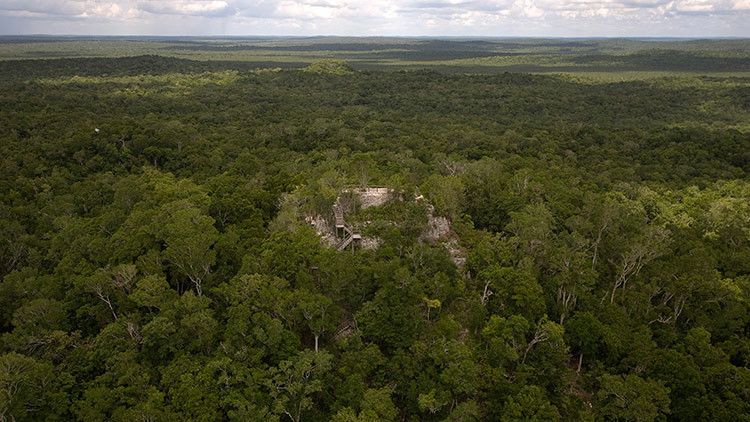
[189,275,203,296]
[577,353,583,373]
[314,335,319,353]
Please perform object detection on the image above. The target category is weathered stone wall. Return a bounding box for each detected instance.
[305,215,338,247]
[310,187,465,267]
[342,187,393,209]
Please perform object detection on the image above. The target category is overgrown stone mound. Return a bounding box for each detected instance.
[305,187,465,266]
[304,59,355,75]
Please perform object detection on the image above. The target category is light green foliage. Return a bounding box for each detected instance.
[0,352,70,421]
[129,274,178,310]
[332,388,398,422]
[267,350,333,422]
[507,203,555,258]
[304,59,355,75]
[421,174,465,220]
[140,292,218,358]
[444,400,482,421]
[72,351,157,422]
[501,386,560,422]
[482,315,530,366]
[295,289,340,351]
[418,389,448,414]
[479,265,546,321]
[596,374,670,422]
[161,206,218,296]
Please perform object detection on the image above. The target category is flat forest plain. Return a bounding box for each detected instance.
[0,36,749,421]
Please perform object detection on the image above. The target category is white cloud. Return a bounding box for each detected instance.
[515,0,544,18]
[0,0,748,35]
[138,1,233,16]
[670,0,717,13]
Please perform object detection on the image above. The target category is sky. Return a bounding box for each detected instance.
[0,0,749,37]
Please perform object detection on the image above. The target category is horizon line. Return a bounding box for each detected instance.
[2,34,750,40]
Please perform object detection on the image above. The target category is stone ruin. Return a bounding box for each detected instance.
[304,187,466,267]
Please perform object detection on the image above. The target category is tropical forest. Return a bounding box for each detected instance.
[0,36,749,421]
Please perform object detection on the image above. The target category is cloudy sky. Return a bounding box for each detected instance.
[1,0,749,37]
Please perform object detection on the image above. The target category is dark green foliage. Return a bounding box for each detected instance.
[0,38,749,421]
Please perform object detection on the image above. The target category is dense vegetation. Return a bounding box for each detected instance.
[0,37,749,421]
[2,36,750,76]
